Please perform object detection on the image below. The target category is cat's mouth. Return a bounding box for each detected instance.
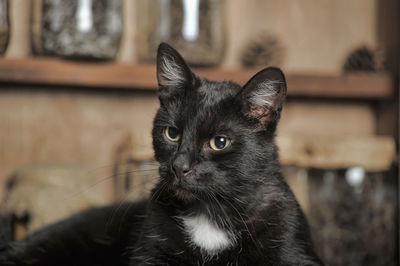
[172,181,201,201]
[162,168,207,201]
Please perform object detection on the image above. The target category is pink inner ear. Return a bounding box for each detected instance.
[249,105,274,127]
[250,105,268,117]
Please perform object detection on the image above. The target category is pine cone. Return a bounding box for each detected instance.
[343,46,385,72]
[240,32,285,68]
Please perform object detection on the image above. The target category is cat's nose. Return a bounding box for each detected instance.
[172,154,194,179]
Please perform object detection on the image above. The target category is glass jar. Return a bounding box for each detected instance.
[284,166,397,265]
[31,0,123,60]
[0,0,9,55]
[136,0,226,67]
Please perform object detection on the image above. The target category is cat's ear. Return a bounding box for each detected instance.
[239,67,287,129]
[156,43,194,99]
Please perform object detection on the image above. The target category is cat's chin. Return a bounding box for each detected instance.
[173,185,199,203]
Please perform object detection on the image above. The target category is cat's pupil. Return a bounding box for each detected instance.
[215,137,226,149]
[168,127,179,139]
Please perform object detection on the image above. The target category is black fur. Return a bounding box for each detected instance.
[0,43,323,265]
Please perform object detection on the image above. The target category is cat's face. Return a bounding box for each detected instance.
[152,43,286,203]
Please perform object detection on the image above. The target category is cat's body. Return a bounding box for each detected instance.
[0,43,323,265]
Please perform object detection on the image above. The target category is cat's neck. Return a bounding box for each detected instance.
[153,173,284,229]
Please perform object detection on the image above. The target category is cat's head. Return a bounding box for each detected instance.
[152,43,286,204]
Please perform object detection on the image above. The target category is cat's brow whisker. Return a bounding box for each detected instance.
[121,168,159,174]
[106,191,132,230]
[0,172,119,207]
[55,168,159,202]
[105,173,159,233]
[0,168,161,212]
[149,179,168,203]
[80,161,158,176]
[117,202,136,237]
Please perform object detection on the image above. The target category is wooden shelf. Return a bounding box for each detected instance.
[278,135,396,171]
[0,58,394,99]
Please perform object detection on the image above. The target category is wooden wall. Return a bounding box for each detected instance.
[0,88,159,200]
[224,0,377,72]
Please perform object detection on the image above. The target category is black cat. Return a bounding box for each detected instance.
[0,43,323,266]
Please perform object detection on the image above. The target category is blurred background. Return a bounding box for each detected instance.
[0,0,398,265]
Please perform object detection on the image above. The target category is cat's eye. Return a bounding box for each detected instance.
[165,126,180,142]
[209,136,231,151]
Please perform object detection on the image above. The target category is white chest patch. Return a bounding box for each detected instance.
[181,215,233,254]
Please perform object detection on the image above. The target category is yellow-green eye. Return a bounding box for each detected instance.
[210,136,231,151]
[165,126,180,142]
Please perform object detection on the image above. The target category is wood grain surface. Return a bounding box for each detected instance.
[0,58,393,99]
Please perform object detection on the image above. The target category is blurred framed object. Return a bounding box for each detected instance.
[31,0,122,60]
[0,0,9,55]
